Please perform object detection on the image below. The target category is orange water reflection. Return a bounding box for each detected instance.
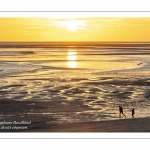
[67,50,77,68]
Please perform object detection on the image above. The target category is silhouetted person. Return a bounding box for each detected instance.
[131,108,135,118]
[119,106,126,118]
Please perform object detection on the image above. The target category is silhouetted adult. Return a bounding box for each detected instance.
[131,108,135,118]
[119,106,126,118]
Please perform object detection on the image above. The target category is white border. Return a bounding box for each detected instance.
[0,0,150,11]
[1,12,150,18]
[0,133,150,139]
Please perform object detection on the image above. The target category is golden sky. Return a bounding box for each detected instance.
[0,18,150,42]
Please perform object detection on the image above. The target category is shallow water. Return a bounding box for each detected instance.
[0,46,150,123]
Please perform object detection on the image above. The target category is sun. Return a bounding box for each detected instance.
[65,20,80,31]
[55,19,87,31]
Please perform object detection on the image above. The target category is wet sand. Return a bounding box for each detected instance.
[1,45,150,132]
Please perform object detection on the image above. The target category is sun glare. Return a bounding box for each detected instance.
[55,19,87,31]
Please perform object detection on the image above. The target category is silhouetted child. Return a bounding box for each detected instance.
[131,108,135,118]
[119,106,126,118]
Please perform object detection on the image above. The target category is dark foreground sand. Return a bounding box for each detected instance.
[0,100,150,132]
[28,117,150,132]
[1,115,150,132]
[1,117,150,132]
[47,117,150,132]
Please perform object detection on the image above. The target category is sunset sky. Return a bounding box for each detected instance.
[1,17,150,42]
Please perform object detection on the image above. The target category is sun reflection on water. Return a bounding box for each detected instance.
[67,50,77,68]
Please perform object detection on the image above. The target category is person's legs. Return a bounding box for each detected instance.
[132,113,135,118]
[119,112,121,118]
[123,113,126,118]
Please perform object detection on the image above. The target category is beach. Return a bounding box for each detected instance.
[0,99,150,132]
[32,117,150,132]
[0,43,150,132]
